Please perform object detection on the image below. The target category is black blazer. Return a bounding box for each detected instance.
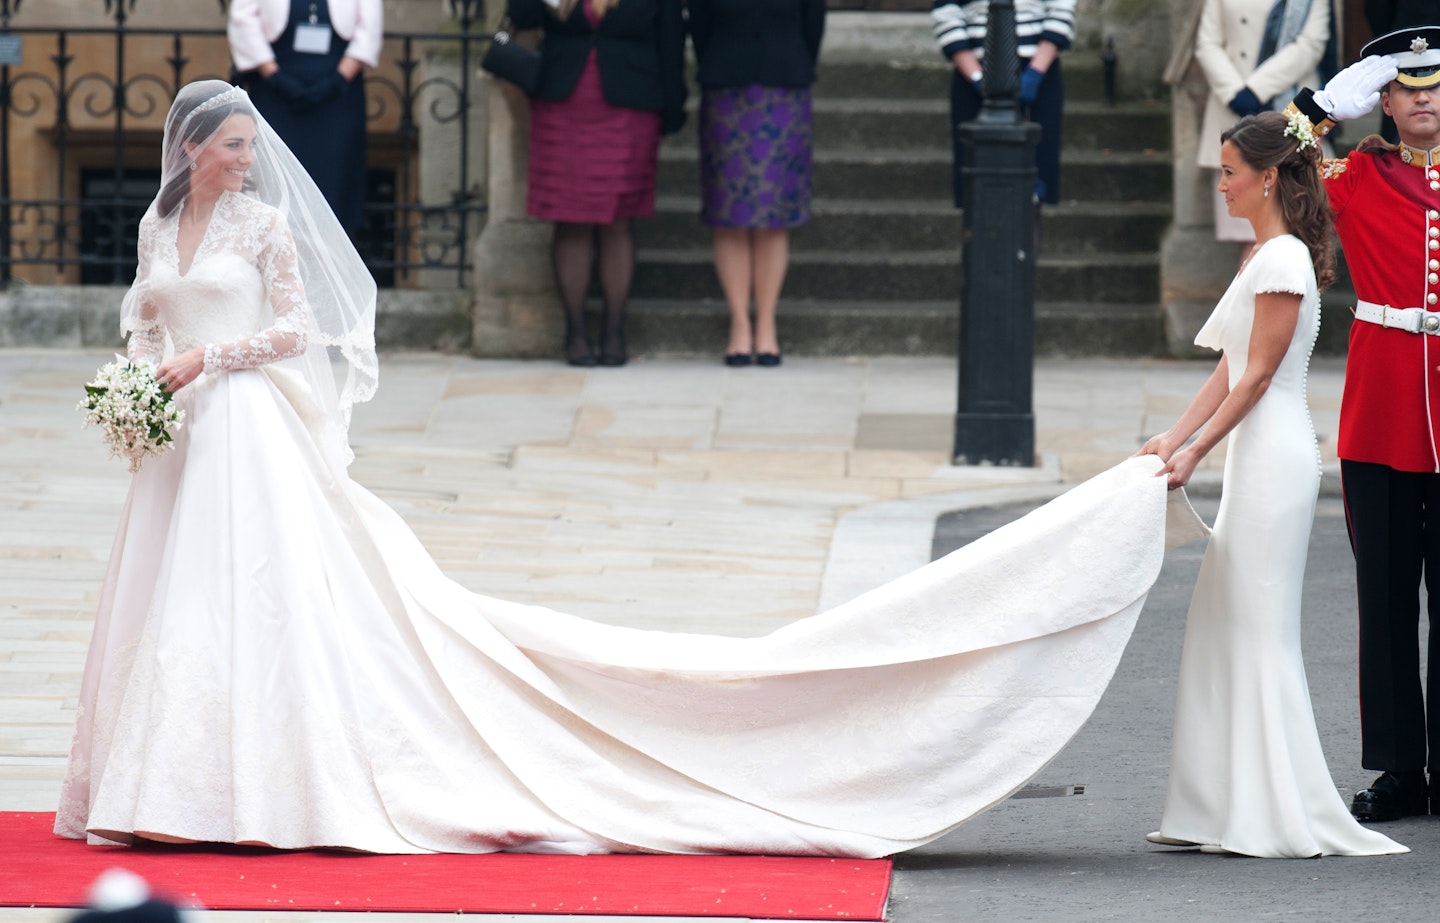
[507,0,687,133]
[688,0,826,90]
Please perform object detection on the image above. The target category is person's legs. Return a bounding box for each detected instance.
[1026,58,1064,207]
[751,228,789,360]
[1423,474,1440,797]
[948,70,981,209]
[713,227,754,359]
[1345,460,1430,819]
[595,218,635,366]
[552,222,596,366]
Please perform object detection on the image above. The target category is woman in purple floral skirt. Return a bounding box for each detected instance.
[689,0,825,366]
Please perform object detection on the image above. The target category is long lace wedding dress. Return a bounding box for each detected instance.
[1152,235,1405,858]
[55,190,1209,857]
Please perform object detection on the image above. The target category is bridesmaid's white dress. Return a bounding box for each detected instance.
[56,192,1210,857]
[1154,235,1406,858]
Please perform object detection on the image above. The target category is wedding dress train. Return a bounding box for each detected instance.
[55,197,1215,856]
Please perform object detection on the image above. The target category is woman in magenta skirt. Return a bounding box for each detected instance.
[508,0,686,367]
[689,0,824,367]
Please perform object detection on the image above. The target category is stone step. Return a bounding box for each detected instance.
[655,148,1172,203]
[812,60,951,101]
[631,249,1160,303]
[663,99,1170,154]
[615,298,1166,357]
[638,197,1169,255]
[0,285,474,351]
[1039,202,1171,254]
[812,58,1121,104]
[1,285,1178,358]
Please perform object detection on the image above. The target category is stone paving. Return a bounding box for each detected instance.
[0,349,1347,923]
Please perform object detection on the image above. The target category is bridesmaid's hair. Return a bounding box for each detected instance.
[156,93,249,219]
[1221,111,1336,290]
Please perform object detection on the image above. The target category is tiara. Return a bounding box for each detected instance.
[191,85,248,117]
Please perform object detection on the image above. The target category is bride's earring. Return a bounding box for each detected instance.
[189,160,198,172]
[1263,182,1271,198]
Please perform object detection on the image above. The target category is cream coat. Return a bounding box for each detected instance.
[227,0,384,72]
[1193,0,1329,168]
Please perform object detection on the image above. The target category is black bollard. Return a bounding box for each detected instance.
[952,0,1040,467]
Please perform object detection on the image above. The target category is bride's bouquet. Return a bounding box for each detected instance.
[77,356,185,473]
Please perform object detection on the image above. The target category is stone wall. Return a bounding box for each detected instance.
[470,6,559,358]
[1073,0,1173,100]
[1157,0,1245,355]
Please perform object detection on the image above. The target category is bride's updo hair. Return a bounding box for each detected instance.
[156,87,255,218]
[1220,110,1335,290]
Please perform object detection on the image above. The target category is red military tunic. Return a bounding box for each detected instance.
[1326,145,1440,473]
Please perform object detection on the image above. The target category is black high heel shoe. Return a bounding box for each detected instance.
[564,322,596,368]
[600,329,628,367]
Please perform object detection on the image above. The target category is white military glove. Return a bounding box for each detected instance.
[1313,55,1400,120]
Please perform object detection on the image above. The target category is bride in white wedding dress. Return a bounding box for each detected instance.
[1139,112,1404,859]
[55,80,1212,857]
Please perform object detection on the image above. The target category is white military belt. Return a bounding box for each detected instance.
[1354,300,1440,335]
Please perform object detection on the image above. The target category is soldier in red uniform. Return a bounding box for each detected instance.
[1289,27,1440,822]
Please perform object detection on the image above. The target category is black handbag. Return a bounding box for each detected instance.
[481,20,542,96]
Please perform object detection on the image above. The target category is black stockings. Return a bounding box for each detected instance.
[552,222,595,364]
[552,220,634,365]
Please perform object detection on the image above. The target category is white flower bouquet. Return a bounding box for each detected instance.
[77,356,185,472]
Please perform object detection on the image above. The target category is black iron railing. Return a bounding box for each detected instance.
[0,0,489,288]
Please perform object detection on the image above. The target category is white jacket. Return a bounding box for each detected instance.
[1193,0,1329,168]
[227,0,384,72]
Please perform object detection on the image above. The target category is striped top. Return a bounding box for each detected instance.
[931,0,1075,61]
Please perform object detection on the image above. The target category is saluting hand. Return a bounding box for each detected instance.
[1315,55,1400,121]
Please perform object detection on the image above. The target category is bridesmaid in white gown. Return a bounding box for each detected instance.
[1139,111,1406,858]
[56,80,1214,857]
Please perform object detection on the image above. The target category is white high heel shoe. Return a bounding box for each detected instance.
[1146,831,1200,847]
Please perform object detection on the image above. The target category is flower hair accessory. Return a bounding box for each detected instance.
[1284,110,1318,152]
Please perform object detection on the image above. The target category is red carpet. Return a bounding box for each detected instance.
[0,813,891,919]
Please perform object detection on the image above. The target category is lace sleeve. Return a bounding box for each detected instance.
[124,216,166,367]
[201,212,311,374]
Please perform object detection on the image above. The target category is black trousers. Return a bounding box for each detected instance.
[947,57,1063,208]
[1342,459,1440,773]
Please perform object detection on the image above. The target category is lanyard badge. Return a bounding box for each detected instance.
[293,2,333,55]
